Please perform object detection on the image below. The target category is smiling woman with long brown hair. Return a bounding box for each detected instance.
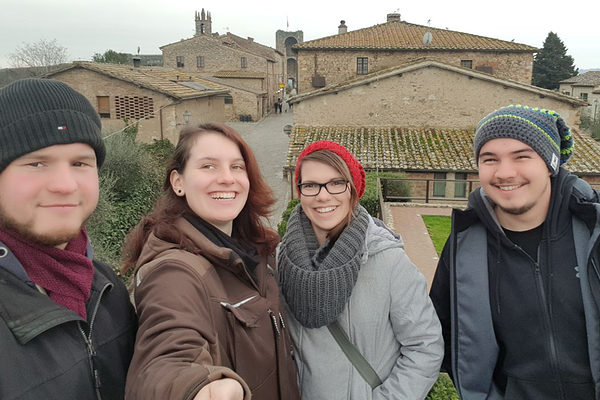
[122,123,299,400]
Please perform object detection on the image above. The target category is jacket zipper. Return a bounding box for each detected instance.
[521,245,566,399]
[78,282,111,400]
[220,295,256,308]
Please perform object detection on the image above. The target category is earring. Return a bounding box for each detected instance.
[177,189,182,194]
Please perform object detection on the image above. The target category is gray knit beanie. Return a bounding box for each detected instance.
[0,78,105,172]
[474,104,574,176]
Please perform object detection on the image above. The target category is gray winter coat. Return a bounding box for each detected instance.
[284,216,443,400]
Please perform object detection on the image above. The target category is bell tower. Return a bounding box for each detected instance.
[195,8,212,36]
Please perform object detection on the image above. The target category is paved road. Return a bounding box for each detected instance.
[228,111,294,230]
[383,204,452,290]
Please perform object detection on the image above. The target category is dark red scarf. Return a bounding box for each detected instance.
[0,228,94,320]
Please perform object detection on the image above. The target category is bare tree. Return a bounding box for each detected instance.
[9,39,68,69]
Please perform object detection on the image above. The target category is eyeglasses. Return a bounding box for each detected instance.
[297,180,349,197]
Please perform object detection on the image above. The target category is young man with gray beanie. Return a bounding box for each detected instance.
[430,105,600,400]
[0,78,136,399]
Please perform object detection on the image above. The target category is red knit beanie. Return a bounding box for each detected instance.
[295,140,366,198]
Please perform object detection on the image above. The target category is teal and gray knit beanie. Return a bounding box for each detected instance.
[474,104,574,176]
[0,78,105,172]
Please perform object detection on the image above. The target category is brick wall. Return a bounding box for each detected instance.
[293,66,581,129]
[297,49,533,93]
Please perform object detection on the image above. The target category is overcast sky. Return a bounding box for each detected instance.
[2,0,598,70]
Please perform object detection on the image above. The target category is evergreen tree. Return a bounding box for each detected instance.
[532,32,578,90]
[92,49,129,64]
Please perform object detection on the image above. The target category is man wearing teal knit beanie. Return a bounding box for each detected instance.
[431,105,600,400]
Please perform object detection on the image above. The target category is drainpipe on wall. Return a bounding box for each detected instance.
[159,107,164,140]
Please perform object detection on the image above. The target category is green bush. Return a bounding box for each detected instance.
[581,115,600,140]
[426,373,459,400]
[363,171,411,217]
[277,198,300,237]
[88,126,169,270]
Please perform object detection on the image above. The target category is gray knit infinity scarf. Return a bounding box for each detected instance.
[277,204,370,328]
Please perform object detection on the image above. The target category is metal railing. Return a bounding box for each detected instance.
[378,177,480,204]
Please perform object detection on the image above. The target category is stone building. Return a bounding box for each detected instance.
[560,71,600,121]
[285,60,600,199]
[160,9,284,117]
[276,29,303,90]
[46,62,230,143]
[293,13,537,93]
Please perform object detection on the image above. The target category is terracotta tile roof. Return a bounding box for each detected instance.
[212,70,266,79]
[560,71,600,86]
[220,33,282,62]
[294,20,536,52]
[285,126,600,175]
[49,62,229,100]
[289,59,585,108]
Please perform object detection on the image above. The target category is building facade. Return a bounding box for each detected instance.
[560,71,600,121]
[285,60,600,196]
[46,62,229,143]
[293,13,537,93]
[161,9,284,117]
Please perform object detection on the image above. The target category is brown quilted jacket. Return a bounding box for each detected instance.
[125,218,300,400]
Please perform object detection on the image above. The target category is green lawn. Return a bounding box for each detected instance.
[422,215,451,256]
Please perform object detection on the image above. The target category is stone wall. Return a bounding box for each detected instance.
[297,49,533,93]
[162,36,283,111]
[293,66,580,128]
[50,69,225,143]
[217,77,264,92]
[221,88,262,122]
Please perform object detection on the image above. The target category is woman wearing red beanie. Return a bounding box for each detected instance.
[277,140,443,399]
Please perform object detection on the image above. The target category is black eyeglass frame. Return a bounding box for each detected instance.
[297,180,350,197]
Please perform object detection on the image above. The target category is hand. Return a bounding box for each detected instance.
[193,378,244,400]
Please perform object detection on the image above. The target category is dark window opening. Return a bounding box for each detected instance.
[176,56,184,68]
[97,96,110,118]
[357,57,368,75]
[241,57,247,68]
[454,173,467,198]
[224,96,233,104]
[433,172,447,197]
[460,60,473,69]
[197,56,204,68]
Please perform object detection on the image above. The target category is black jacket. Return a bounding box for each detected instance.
[430,169,600,400]
[0,242,137,400]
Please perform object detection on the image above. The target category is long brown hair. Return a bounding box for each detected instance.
[121,123,278,273]
[296,150,360,242]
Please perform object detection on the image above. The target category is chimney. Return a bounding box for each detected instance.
[338,20,347,34]
[387,13,401,22]
[247,37,254,42]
